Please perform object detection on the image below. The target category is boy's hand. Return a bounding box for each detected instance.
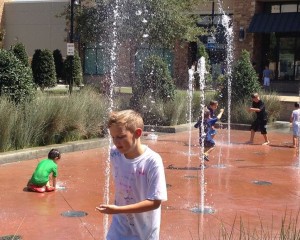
[96,204,119,214]
[220,108,224,113]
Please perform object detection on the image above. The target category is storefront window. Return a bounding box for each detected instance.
[295,39,300,81]
[279,38,295,81]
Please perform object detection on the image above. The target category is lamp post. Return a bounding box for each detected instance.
[69,0,75,94]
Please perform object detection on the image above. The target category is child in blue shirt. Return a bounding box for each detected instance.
[194,107,224,161]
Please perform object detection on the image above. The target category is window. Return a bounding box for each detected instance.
[271,5,280,13]
[269,3,299,13]
[84,44,109,75]
[281,4,297,13]
[279,38,296,80]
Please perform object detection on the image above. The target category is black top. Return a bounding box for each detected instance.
[252,100,267,120]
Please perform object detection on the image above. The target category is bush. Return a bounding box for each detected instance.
[10,42,29,67]
[53,49,64,82]
[0,49,36,104]
[222,50,261,103]
[194,41,212,89]
[32,49,57,91]
[133,55,175,103]
[63,51,83,87]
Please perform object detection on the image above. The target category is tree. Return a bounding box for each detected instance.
[53,49,64,82]
[74,0,204,87]
[31,49,57,91]
[11,42,29,67]
[63,51,83,87]
[222,50,261,103]
[0,49,36,103]
[76,0,202,47]
[194,41,212,89]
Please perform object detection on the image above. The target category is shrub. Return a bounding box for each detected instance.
[32,49,57,91]
[10,42,29,67]
[222,50,261,103]
[63,51,83,87]
[134,55,175,103]
[194,41,212,89]
[53,49,64,82]
[0,49,36,104]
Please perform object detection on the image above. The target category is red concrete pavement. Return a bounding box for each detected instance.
[1,128,300,240]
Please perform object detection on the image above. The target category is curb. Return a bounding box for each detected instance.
[0,121,290,165]
[0,138,108,165]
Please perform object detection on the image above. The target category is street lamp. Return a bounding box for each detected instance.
[68,0,75,94]
[68,0,80,93]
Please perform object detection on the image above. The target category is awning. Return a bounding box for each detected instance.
[248,12,300,33]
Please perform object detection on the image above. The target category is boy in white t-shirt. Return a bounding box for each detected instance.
[96,109,168,240]
[290,102,300,148]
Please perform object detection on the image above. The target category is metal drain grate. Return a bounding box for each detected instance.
[61,210,88,217]
[252,180,272,185]
[184,175,197,179]
[191,206,215,214]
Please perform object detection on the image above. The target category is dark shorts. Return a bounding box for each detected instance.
[203,140,215,152]
[250,118,267,134]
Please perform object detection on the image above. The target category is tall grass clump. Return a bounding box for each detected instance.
[134,90,220,126]
[203,210,300,240]
[0,87,109,152]
[229,90,282,124]
[0,97,18,151]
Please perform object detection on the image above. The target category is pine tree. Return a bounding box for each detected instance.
[53,49,64,82]
[31,49,57,91]
[11,42,29,67]
[0,49,36,103]
[222,50,261,103]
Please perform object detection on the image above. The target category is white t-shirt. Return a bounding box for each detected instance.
[292,109,300,136]
[107,145,168,240]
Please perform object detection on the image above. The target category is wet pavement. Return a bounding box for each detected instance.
[1,128,300,240]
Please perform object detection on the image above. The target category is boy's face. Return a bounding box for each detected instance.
[109,124,142,158]
[252,96,259,103]
[211,104,218,110]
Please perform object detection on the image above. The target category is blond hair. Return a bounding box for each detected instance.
[108,110,144,133]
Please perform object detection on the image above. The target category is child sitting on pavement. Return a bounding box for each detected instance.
[27,149,61,193]
[194,107,224,161]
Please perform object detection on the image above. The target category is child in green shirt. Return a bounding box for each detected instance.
[27,149,61,193]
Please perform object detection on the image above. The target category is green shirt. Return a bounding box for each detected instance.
[30,159,57,186]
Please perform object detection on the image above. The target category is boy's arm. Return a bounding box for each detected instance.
[217,109,224,119]
[249,107,260,112]
[96,199,162,214]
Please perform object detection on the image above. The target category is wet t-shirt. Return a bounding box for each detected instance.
[107,145,167,240]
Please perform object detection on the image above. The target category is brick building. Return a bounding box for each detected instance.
[2,0,300,92]
[198,0,300,92]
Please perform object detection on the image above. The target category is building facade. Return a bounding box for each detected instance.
[3,0,68,57]
[1,0,300,92]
